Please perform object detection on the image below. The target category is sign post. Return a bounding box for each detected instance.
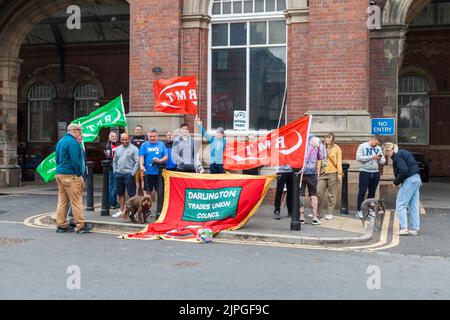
[371,118,396,136]
[233,111,248,130]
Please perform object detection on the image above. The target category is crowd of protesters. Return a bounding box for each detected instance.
[54,120,421,236]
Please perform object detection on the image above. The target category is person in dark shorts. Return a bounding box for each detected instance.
[139,129,168,208]
[131,125,147,196]
[299,136,326,225]
[111,133,139,218]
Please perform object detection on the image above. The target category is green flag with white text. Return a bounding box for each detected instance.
[36,95,127,182]
[36,152,56,183]
[73,95,127,142]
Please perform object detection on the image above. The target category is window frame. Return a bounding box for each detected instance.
[398,74,430,146]
[208,3,288,134]
[27,82,56,143]
[73,82,101,119]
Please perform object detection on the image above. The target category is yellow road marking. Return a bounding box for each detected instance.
[24,210,401,252]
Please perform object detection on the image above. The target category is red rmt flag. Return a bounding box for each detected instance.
[153,76,198,114]
[224,115,312,170]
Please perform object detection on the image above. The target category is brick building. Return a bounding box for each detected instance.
[0,0,449,188]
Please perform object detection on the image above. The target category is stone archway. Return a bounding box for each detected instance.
[0,0,128,187]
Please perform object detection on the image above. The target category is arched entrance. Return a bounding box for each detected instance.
[370,0,450,177]
[0,0,129,187]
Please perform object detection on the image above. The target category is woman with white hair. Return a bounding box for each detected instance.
[383,142,421,236]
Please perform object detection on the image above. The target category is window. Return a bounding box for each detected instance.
[28,83,55,142]
[209,0,287,131]
[398,75,429,144]
[74,82,100,119]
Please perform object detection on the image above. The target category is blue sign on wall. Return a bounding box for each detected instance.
[371,118,395,136]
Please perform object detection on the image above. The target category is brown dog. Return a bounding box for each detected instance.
[123,195,152,224]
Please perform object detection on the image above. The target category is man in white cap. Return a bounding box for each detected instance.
[55,123,92,234]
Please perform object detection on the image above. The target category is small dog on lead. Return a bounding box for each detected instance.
[360,198,386,229]
[122,195,152,224]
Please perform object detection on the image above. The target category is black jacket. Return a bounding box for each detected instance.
[392,149,420,186]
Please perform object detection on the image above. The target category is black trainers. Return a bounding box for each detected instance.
[273,210,281,220]
[68,219,76,229]
[76,223,93,234]
[56,226,75,233]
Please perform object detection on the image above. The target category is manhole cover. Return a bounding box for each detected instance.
[0,237,33,247]
[175,261,199,268]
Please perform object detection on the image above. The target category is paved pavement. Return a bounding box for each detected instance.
[1,180,450,299]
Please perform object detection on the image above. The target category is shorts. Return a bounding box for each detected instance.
[115,172,136,197]
[299,174,318,197]
[144,174,160,192]
[135,167,143,183]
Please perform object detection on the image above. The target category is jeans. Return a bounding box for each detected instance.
[210,163,224,174]
[108,169,118,207]
[396,173,421,231]
[357,171,380,211]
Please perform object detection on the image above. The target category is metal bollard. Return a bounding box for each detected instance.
[86,161,95,211]
[156,162,166,218]
[340,163,350,215]
[290,169,301,231]
[100,160,111,216]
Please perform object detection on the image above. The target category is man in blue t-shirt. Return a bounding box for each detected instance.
[139,128,168,206]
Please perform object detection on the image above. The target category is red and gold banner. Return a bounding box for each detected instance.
[224,115,312,170]
[122,170,274,242]
[153,76,198,114]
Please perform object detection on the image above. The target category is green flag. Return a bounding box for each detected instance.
[36,152,56,183]
[36,95,127,182]
[73,95,127,142]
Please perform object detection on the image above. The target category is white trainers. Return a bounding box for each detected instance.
[112,211,122,218]
[312,218,321,225]
[307,213,313,218]
[324,214,333,220]
[408,229,419,236]
[355,211,363,219]
[397,228,409,236]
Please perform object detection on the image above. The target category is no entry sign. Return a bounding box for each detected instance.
[371,118,395,136]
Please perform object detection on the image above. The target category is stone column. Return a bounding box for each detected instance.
[369,25,408,207]
[0,57,22,187]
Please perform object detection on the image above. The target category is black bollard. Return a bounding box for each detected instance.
[340,162,350,215]
[86,161,95,211]
[290,169,301,231]
[100,160,111,216]
[156,162,166,217]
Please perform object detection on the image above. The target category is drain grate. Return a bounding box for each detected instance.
[0,237,33,247]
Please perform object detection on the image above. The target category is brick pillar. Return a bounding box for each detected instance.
[180,14,209,129]
[0,57,21,187]
[127,0,184,133]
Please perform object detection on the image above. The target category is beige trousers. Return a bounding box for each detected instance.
[317,173,339,216]
[56,174,85,230]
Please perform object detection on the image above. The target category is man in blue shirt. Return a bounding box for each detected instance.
[139,129,168,206]
[55,123,92,234]
[164,131,177,170]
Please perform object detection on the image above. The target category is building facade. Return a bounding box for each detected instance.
[0,0,449,188]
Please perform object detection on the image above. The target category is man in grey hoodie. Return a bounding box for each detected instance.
[171,124,196,173]
[112,133,140,217]
[356,135,386,219]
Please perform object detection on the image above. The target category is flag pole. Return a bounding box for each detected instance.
[291,115,312,231]
[277,86,287,129]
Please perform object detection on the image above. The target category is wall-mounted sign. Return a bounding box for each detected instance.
[371,118,395,136]
[233,110,247,130]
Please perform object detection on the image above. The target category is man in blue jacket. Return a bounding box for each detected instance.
[55,123,92,234]
[383,143,421,236]
[195,116,226,174]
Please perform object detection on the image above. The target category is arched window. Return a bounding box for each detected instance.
[209,0,287,131]
[398,74,429,144]
[74,82,100,119]
[28,82,56,142]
